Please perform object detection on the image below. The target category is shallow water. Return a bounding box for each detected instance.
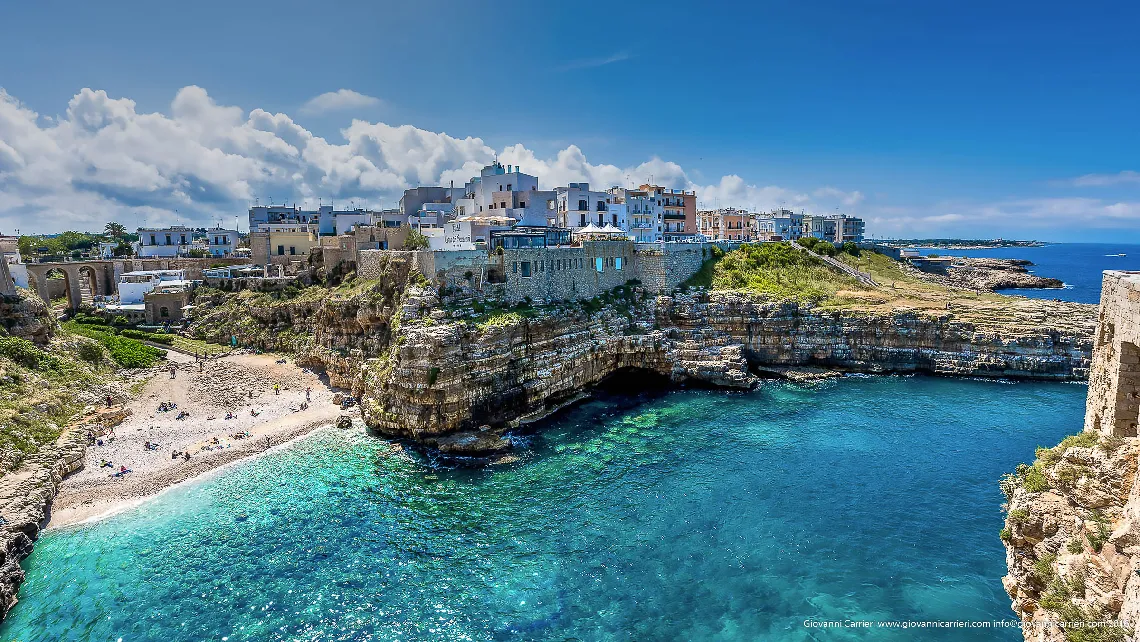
[2,376,1086,641]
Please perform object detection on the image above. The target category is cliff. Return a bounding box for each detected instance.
[1002,272,1140,641]
[188,271,1095,453]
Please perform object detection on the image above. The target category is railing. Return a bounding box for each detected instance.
[795,244,877,286]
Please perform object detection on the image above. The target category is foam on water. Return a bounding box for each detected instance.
[2,376,1086,641]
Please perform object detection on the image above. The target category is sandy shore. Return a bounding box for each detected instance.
[49,351,345,528]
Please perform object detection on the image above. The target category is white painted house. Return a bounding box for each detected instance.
[137,226,194,257]
[117,270,188,305]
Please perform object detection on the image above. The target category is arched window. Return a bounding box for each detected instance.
[160,306,170,318]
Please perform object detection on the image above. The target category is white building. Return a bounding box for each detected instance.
[609,187,660,242]
[753,209,804,241]
[203,227,238,256]
[137,226,196,257]
[117,270,188,305]
[555,183,614,230]
[0,236,28,288]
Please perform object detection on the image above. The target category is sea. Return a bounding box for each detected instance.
[0,243,1122,642]
[917,241,1140,304]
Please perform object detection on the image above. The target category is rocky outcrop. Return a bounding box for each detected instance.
[189,271,1095,452]
[916,258,1066,292]
[1002,272,1140,641]
[0,404,128,618]
[0,289,54,344]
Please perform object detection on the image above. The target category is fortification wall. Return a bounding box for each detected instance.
[1085,271,1140,437]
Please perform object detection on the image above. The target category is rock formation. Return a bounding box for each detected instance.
[1002,272,1140,641]
[188,262,1095,453]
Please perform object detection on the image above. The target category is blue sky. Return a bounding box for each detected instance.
[1,0,1138,241]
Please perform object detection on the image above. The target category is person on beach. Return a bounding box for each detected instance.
[274,383,280,396]
[305,387,311,402]
[106,395,112,408]
[169,365,177,379]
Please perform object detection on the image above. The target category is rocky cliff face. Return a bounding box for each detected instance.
[0,407,126,618]
[0,289,54,344]
[1001,434,1140,641]
[1001,272,1140,641]
[190,277,1095,454]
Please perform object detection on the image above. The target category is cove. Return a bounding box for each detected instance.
[2,376,1086,641]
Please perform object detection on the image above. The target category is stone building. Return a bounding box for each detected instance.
[1085,271,1140,437]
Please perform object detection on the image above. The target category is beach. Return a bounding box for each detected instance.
[48,350,344,528]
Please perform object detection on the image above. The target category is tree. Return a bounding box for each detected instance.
[403,227,430,250]
[104,221,127,240]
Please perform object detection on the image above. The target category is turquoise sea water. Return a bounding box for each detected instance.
[2,376,1086,641]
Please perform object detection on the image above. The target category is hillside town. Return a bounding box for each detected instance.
[0,161,868,323]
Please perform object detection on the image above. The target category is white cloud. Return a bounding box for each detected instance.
[12,84,1130,241]
[299,89,382,116]
[1059,170,1140,188]
[554,51,632,72]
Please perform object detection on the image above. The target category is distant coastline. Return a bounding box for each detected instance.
[878,239,1046,250]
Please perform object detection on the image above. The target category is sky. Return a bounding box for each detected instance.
[1,0,1138,241]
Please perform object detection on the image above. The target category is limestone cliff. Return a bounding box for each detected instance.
[1001,272,1140,641]
[189,273,1094,453]
[0,288,54,345]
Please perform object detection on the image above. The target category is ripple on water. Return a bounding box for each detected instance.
[3,376,1086,641]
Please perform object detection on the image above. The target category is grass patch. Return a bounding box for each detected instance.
[709,242,861,302]
[63,322,165,368]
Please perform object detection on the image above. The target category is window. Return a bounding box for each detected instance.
[180,235,187,244]
[614,257,623,270]
[160,307,169,318]
[277,245,285,255]
[595,257,603,272]
[578,199,588,211]
[165,234,172,245]
[513,261,517,273]
[150,235,156,245]
[519,201,526,208]
[506,184,512,191]
[289,246,296,255]
[521,261,532,278]
[596,201,605,211]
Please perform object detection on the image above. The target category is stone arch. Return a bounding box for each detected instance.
[77,264,100,305]
[41,267,77,311]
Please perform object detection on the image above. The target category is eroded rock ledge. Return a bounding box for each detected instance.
[188,262,1095,453]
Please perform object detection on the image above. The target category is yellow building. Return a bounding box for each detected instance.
[250,223,318,265]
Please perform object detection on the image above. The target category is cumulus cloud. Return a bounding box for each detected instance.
[0,84,910,235]
[299,89,382,116]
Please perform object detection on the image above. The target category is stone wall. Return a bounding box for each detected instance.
[1085,271,1140,437]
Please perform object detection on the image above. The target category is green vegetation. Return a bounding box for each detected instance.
[999,527,1012,541]
[0,328,121,472]
[679,245,725,289]
[63,322,165,368]
[1032,552,1057,585]
[403,227,430,250]
[1068,537,1086,554]
[1086,511,1111,553]
[1008,508,1029,524]
[708,243,859,302]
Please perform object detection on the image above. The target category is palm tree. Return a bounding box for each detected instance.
[104,221,127,240]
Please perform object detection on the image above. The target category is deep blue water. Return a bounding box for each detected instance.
[1,376,1087,641]
[920,242,1140,304]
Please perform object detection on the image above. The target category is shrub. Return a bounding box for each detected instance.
[999,527,1012,541]
[1067,537,1085,554]
[66,324,164,368]
[842,241,860,256]
[403,228,430,250]
[428,367,440,386]
[1086,511,1111,553]
[0,335,46,368]
[76,340,105,363]
[1022,464,1050,492]
[1008,508,1029,524]
[1032,552,1057,585]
